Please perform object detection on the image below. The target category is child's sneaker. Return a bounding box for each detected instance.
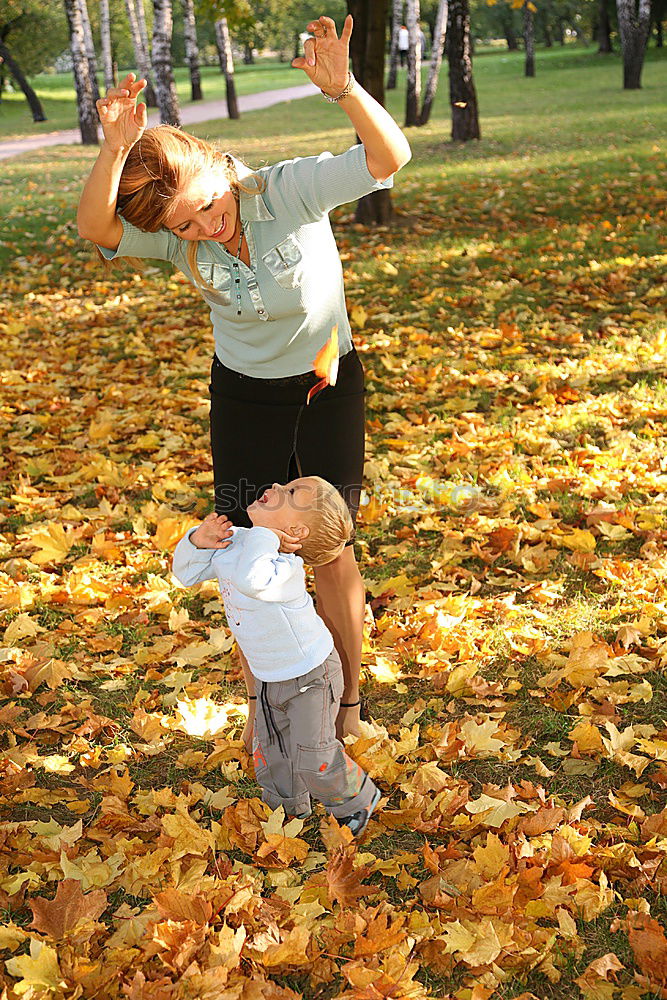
[338,785,382,838]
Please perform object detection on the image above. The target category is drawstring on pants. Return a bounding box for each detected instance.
[259,681,286,757]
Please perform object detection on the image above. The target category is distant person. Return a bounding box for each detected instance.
[76,14,411,752]
[398,24,409,66]
[419,26,429,59]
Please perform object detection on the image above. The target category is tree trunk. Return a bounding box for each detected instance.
[293,31,301,60]
[125,0,157,105]
[63,0,98,143]
[100,0,115,90]
[656,18,664,46]
[616,0,651,87]
[243,42,254,63]
[77,0,101,102]
[557,17,566,43]
[347,0,393,225]
[214,18,239,119]
[404,0,421,124]
[419,0,447,124]
[447,0,480,140]
[596,0,613,49]
[0,40,47,120]
[181,0,202,101]
[500,8,519,49]
[387,0,402,89]
[524,1,535,75]
[152,0,180,124]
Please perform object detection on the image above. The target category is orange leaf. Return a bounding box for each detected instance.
[326,846,380,908]
[308,326,339,404]
[29,879,107,938]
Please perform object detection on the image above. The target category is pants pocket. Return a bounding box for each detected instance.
[296,742,348,806]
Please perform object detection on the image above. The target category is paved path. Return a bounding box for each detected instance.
[0,82,319,161]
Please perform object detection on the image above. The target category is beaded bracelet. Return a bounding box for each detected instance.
[321,72,356,103]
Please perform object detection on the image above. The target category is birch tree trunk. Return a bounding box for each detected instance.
[447,0,480,141]
[616,0,651,87]
[404,0,421,124]
[125,0,157,105]
[77,0,100,102]
[63,0,99,143]
[419,0,447,124]
[387,0,402,89]
[215,17,239,119]
[524,0,535,76]
[0,40,46,120]
[347,0,393,224]
[152,0,180,125]
[181,0,202,101]
[100,0,115,90]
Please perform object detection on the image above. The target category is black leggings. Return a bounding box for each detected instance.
[209,349,366,542]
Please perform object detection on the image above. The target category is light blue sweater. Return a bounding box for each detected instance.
[97,143,394,378]
[171,525,333,682]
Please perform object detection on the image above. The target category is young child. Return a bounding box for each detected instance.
[172,475,381,837]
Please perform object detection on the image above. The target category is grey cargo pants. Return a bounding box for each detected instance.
[252,647,378,819]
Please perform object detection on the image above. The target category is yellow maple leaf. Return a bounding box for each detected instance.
[466,793,530,827]
[6,939,65,994]
[472,832,510,878]
[26,523,75,565]
[561,528,597,553]
[460,718,505,758]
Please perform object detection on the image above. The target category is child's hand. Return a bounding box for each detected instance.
[191,514,234,550]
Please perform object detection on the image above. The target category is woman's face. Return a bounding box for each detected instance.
[166,169,239,243]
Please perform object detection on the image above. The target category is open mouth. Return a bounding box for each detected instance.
[210,219,226,238]
[258,491,270,504]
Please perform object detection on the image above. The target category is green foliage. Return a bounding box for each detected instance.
[0,0,68,79]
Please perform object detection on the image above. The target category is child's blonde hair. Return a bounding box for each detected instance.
[298,477,354,567]
[96,124,264,294]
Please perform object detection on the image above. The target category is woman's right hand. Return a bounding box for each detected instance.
[97,72,148,152]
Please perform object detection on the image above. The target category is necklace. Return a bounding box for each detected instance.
[226,219,245,316]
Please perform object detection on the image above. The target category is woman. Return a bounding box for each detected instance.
[77,14,411,747]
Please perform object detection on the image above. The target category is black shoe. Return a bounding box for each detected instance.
[338,785,382,838]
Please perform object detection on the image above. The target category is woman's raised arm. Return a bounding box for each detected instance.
[77,73,147,249]
[292,15,412,182]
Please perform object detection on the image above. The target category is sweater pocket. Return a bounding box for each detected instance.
[262,236,303,290]
[198,262,232,305]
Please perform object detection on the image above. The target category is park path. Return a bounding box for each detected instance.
[0,81,319,161]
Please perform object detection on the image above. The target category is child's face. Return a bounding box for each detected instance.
[247,477,318,539]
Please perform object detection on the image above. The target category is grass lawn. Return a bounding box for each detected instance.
[0,43,666,1000]
[0,58,299,141]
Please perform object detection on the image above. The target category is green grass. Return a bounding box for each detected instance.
[0,58,300,141]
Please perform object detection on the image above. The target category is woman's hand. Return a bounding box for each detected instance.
[191,513,234,550]
[263,527,303,554]
[291,15,353,97]
[97,72,148,152]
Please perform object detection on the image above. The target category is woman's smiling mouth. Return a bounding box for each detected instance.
[210,219,226,238]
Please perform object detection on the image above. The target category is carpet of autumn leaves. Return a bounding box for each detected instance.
[1,74,667,1000]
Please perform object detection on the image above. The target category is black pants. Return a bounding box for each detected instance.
[209,349,366,540]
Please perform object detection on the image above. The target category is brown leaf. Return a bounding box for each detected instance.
[29,879,107,938]
[326,847,380,909]
[155,888,213,924]
[626,911,667,984]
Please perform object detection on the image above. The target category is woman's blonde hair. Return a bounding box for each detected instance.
[298,477,355,567]
[96,124,264,293]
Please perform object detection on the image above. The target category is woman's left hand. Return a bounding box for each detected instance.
[292,15,353,98]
